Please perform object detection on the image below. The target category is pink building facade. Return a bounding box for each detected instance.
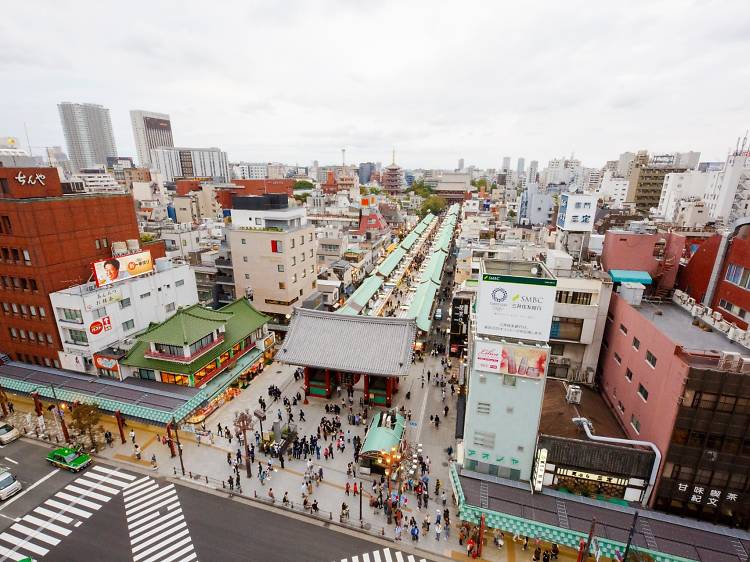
[601,231,685,292]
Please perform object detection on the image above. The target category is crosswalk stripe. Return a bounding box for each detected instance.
[126,486,176,516]
[129,509,163,534]
[45,498,92,518]
[33,506,73,525]
[395,552,404,562]
[90,465,136,480]
[0,532,49,556]
[0,545,26,561]
[81,471,130,488]
[22,515,71,536]
[123,476,154,495]
[407,556,415,562]
[125,484,170,510]
[66,484,112,502]
[140,535,192,562]
[55,491,102,510]
[363,554,370,562]
[133,520,186,552]
[131,512,184,544]
[383,548,393,562]
[10,523,60,546]
[352,556,359,562]
[160,545,196,562]
[133,527,189,560]
[373,551,382,562]
[123,482,159,504]
[126,495,178,524]
[74,477,121,495]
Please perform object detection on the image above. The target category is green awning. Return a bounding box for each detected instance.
[399,231,419,250]
[377,247,407,277]
[338,275,384,315]
[609,269,652,285]
[360,411,406,457]
[407,281,438,332]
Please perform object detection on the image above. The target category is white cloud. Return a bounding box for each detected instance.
[2,0,749,168]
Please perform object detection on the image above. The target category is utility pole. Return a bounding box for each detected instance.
[48,384,70,443]
[622,511,639,561]
[577,518,597,562]
[172,416,185,475]
[359,479,363,522]
[235,410,253,478]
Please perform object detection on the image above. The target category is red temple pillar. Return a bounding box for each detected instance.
[115,410,127,444]
[303,367,310,404]
[363,375,370,405]
[385,378,393,407]
[325,369,331,398]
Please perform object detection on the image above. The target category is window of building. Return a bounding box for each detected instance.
[67,329,88,344]
[176,279,185,287]
[165,302,176,313]
[120,298,131,309]
[630,414,641,434]
[39,306,45,318]
[271,240,283,253]
[160,373,189,386]
[92,306,107,319]
[614,352,622,364]
[9,327,17,339]
[617,400,625,414]
[1,302,8,314]
[290,238,295,249]
[244,273,250,280]
[189,333,214,355]
[277,265,285,273]
[0,216,11,234]
[625,367,633,381]
[95,239,101,250]
[57,307,83,324]
[137,368,156,381]
[29,278,37,291]
[20,304,28,315]
[278,282,286,290]
[241,238,247,245]
[632,337,640,350]
[638,383,649,401]
[102,238,108,248]
[646,350,657,368]
[46,334,53,343]
[22,249,31,265]
[291,257,296,266]
[549,317,583,341]
[476,402,491,414]
[472,430,496,449]
[122,319,135,332]
[53,359,60,368]
[555,291,592,305]
[309,233,313,242]
[292,274,298,283]
[309,249,313,258]
[502,374,516,386]
[140,292,151,299]
[242,256,248,263]
[29,305,37,316]
[255,218,262,225]
[619,323,628,335]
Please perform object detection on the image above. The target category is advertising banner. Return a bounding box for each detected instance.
[82,287,123,311]
[473,339,549,379]
[93,354,119,372]
[89,316,112,335]
[476,274,557,341]
[92,251,154,287]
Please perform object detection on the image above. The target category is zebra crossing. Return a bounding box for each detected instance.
[336,547,428,562]
[122,475,197,562]
[0,465,136,561]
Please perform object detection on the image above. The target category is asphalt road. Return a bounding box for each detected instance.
[0,438,434,562]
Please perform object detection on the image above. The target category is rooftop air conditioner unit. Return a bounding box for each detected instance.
[566,384,582,405]
[687,297,696,306]
[692,304,705,317]
[738,356,750,373]
[712,311,723,322]
[718,320,731,332]
[719,351,741,370]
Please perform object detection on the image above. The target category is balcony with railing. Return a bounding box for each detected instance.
[144,334,224,364]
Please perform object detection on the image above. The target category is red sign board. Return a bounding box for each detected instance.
[89,316,112,335]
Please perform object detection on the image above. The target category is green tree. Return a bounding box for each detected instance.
[420,195,448,217]
[70,403,103,452]
[293,180,314,191]
[471,178,488,189]
[369,187,381,195]
[293,192,310,204]
[410,179,433,199]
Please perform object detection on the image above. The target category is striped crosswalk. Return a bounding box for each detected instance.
[0,465,136,561]
[336,547,428,562]
[123,475,198,562]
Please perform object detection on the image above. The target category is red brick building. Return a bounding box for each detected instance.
[174,178,294,210]
[678,221,750,329]
[0,167,164,367]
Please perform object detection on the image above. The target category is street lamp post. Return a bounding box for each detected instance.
[172,416,185,476]
[32,384,70,442]
[235,409,253,478]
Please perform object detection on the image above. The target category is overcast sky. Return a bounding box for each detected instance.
[3,0,748,170]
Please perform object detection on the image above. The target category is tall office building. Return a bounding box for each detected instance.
[458,158,465,171]
[502,156,511,171]
[130,110,174,167]
[529,160,539,183]
[517,157,525,176]
[57,102,117,171]
[150,147,230,182]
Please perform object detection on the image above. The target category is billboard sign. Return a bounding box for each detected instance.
[93,354,119,372]
[473,339,549,379]
[556,192,595,232]
[89,316,112,335]
[82,287,123,311]
[476,274,557,341]
[93,251,154,287]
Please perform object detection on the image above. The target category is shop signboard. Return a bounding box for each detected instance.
[476,273,556,341]
[556,192,595,232]
[473,339,549,379]
[82,287,123,311]
[92,250,154,287]
[89,316,112,335]
[93,354,119,372]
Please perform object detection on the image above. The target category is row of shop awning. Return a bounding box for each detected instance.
[338,275,385,315]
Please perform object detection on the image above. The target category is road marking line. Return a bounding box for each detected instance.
[45,499,91,518]
[160,545,196,562]
[407,556,415,562]
[0,531,49,556]
[126,495,179,524]
[33,506,73,525]
[124,484,169,509]
[123,482,160,504]
[55,491,102,510]
[90,465,136,480]
[133,524,188,556]
[131,512,184,544]
[383,548,393,562]
[352,556,359,562]
[0,544,25,561]
[22,515,71,536]
[395,552,404,562]
[123,476,153,494]
[3,457,17,465]
[10,523,60,546]
[363,554,370,562]
[0,469,59,511]
[373,551,382,562]
[74,521,82,527]
[125,485,175,515]
[65,484,112,502]
[73,477,120,495]
[80,472,129,488]
[128,510,162,534]
[139,534,192,562]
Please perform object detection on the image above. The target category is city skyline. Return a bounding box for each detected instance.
[3,1,749,169]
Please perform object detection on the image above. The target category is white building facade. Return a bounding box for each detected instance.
[130,110,173,168]
[656,170,715,222]
[150,147,230,182]
[50,259,199,378]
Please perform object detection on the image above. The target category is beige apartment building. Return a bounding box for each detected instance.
[228,194,317,322]
[627,164,686,215]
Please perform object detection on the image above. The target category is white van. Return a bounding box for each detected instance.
[0,471,21,501]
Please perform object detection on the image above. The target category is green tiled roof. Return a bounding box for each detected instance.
[337,275,384,316]
[407,281,438,332]
[399,231,419,250]
[139,305,233,346]
[122,298,269,375]
[360,411,405,456]
[377,247,407,277]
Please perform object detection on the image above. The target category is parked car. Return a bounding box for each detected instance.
[0,423,20,445]
[0,471,21,501]
[434,308,443,321]
[46,447,92,473]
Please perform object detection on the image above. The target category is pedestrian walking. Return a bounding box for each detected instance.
[435,522,442,541]
[129,429,136,443]
[7,402,13,414]
[196,433,201,447]
[345,482,350,495]
[150,453,157,470]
